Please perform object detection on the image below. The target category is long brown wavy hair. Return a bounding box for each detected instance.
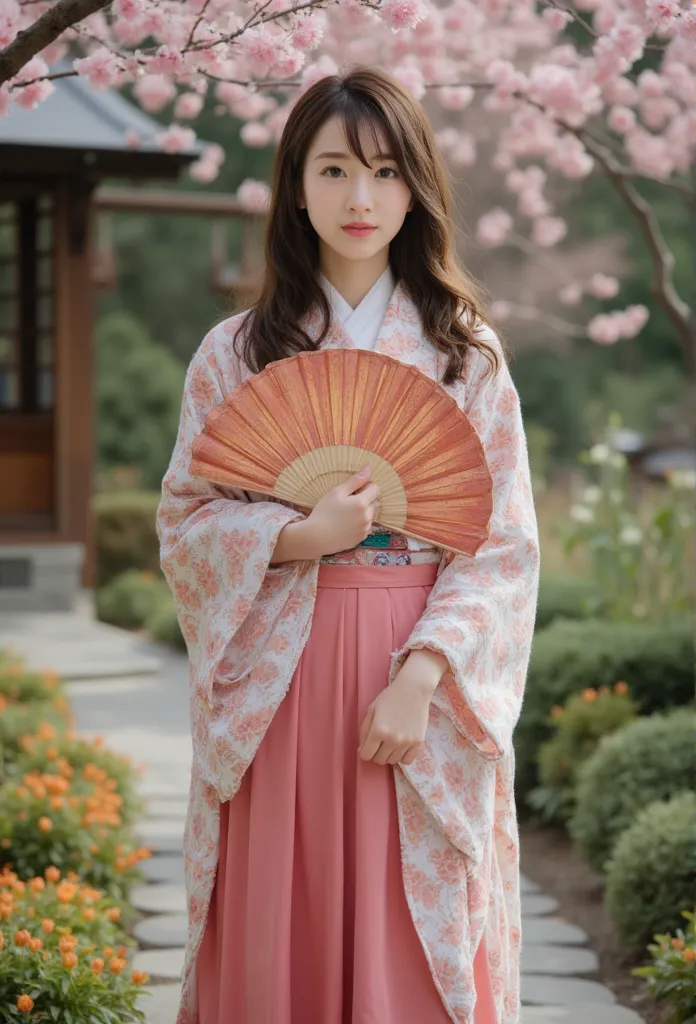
[235,66,499,386]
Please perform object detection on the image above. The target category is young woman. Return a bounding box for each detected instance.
[157,66,540,1024]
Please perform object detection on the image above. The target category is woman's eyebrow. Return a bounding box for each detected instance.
[313,150,395,161]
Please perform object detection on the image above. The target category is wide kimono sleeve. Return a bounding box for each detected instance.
[156,325,317,801]
[389,330,540,761]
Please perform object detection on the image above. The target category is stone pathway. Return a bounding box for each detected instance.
[26,605,642,1024]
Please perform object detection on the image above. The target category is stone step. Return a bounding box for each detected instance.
[521,894,559,917]
[140,855,185,886]
[522,918,588,946]
[138,982,182,1024]
[130,883,187,915]
[135,818,184,855]
[521,1005,644,1023]
[133,947,186,983]
[144,798,189,819]
[522,975,616,1006]
[521,945,598,976]
[133,913,188,949]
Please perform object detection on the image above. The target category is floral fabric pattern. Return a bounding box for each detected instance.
[157,281,540,1024]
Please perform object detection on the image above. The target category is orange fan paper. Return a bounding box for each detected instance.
[190,348,493,557]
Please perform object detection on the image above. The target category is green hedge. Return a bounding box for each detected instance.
[147,598,186,651]
[93,490,161,588]
[96,569,169,631]
[606,792,696,949]
[570,709,696,872]
[535,575,600,631]
[515,617,694,798]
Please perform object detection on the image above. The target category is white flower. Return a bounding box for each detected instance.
[609,452,627,469]
[619,525,643,545]
[668,468,696,490]
[583,485,602,504]
[589,443,611,464]
[609,488,623,504]
[570,504,595,523]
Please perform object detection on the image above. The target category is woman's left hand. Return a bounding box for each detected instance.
[358,649,449,766]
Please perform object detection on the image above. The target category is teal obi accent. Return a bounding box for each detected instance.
[359,532,393,548]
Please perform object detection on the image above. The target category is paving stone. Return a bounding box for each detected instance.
[522,918,588,946]
[145,798,189,819]
[521,944,598,976]
[133,947,185,982]
[140,855,185,885]
[520,874,542,895]
[521,893,560,917]
[522,975,616,1006]
[139,982,182,1023]
[521,1006,644,1024]
[133,913,188,949]
[130,883,187,914]
[136,818,184,854]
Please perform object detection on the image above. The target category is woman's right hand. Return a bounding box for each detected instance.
[307,466,380,556]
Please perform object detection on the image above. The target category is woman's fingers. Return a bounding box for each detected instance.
[399,745,420,766]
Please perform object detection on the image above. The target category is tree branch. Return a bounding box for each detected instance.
[0,0,112,85]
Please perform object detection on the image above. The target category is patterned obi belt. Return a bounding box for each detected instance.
[320,531,442,567]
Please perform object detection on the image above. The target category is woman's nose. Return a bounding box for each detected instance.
[347,176,373,211]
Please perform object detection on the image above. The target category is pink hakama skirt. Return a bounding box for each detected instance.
[196,562,497,1024]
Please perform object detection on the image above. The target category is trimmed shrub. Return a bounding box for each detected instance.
[535,575,600,631]
[606,793,696,950]
[93,491,161,588]
[96,569,169,631]
[515,617,694,797]
[527,682,637,824]
[570,709,696,871]
[147,596,186,651]
[0,706,70,770]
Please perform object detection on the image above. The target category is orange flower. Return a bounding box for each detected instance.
[41,918,55,934]
[550,705,564,719]
[58,935,78,953]
[117,946,128,959]
[91,957,105,974]
[106,907,121,922]
[46,746,59,759]
[82,907,96,922]
[62,951,78,970]
[14,930,31,947]
[582,688,597,702]
[109,956,126,974]
[56,882,77,904]
[66,871,79,883]
[17,995,34,1013]
[614,681,629,696]
[672,938,685,950]
[131,969,149,985]
[29,877,45,893]
[45,866,60,883]
[38,817,53,833]
[684,948,695,963]
[29,937,43,953]
[103,945,114,958]
[50,796,65,811]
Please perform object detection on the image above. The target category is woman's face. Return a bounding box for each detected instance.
[300,114,413,269]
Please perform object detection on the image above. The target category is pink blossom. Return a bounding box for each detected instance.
[625,128,674,179]
[190,159,220,183]
[603,76,638,106]
[0,0,20,48]
[175,92,204,120]
[216,82,250,108]
[0,86,9,118]
[531,216,566,248]
[518,186,549,219]
[147,45,187,76]
[645,0,681,29]
[300,56,338,91]
[587,314,622,345]
[133,74,176,113]
[449,134,477,167]
[527,64,601,127]
[490,300,511,321]
[542,8,572,33]
[240,27,280,76]
[546,134,594,179]
[240,121,272,147]
[236,179,271,213]
[124,130,142,148]
[438,86,474,110]
[274,46,306,78]
[157,124,196,154]
[608,104,636,134]
[679,11,696,42]
[640,96,678,131]
[74,49,123,89]
[392,65,425,99]
[637,69,665,99]
[14,80,55,110]
[559,283,582,306]
[476,208,514,248]
[291,13,324,51]
[619,304,649,337]
[588,273,619,299]
[380,0,428,31]
[113,0,143,20]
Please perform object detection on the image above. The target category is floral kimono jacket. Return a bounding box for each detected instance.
[156,281,540,1024]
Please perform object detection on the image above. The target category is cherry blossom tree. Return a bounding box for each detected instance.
[1,0,694,364]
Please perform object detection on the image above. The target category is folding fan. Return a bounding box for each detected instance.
[189,348,493,556]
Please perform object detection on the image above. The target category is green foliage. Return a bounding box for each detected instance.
[93,490,161,588]
[527,682,637,824]
[0,660,63,706]
[147,596,186,651]
[633,908,696,1023]
[564,414,694,622]
[535,575,599,631]
[514,616,694,797]
[96,570,169,631]
[605,793,696,951]
[570,710,696,872]
[96,311,185,491]
[0,706,70,773]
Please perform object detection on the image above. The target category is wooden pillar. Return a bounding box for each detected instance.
[53,179,96,585]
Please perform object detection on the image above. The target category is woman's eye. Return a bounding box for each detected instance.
[377,167,399,178]
[322,166,345,177]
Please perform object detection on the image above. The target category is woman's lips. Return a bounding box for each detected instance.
[342,225,377,237]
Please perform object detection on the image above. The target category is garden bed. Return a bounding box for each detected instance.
[520,822,659,1024]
